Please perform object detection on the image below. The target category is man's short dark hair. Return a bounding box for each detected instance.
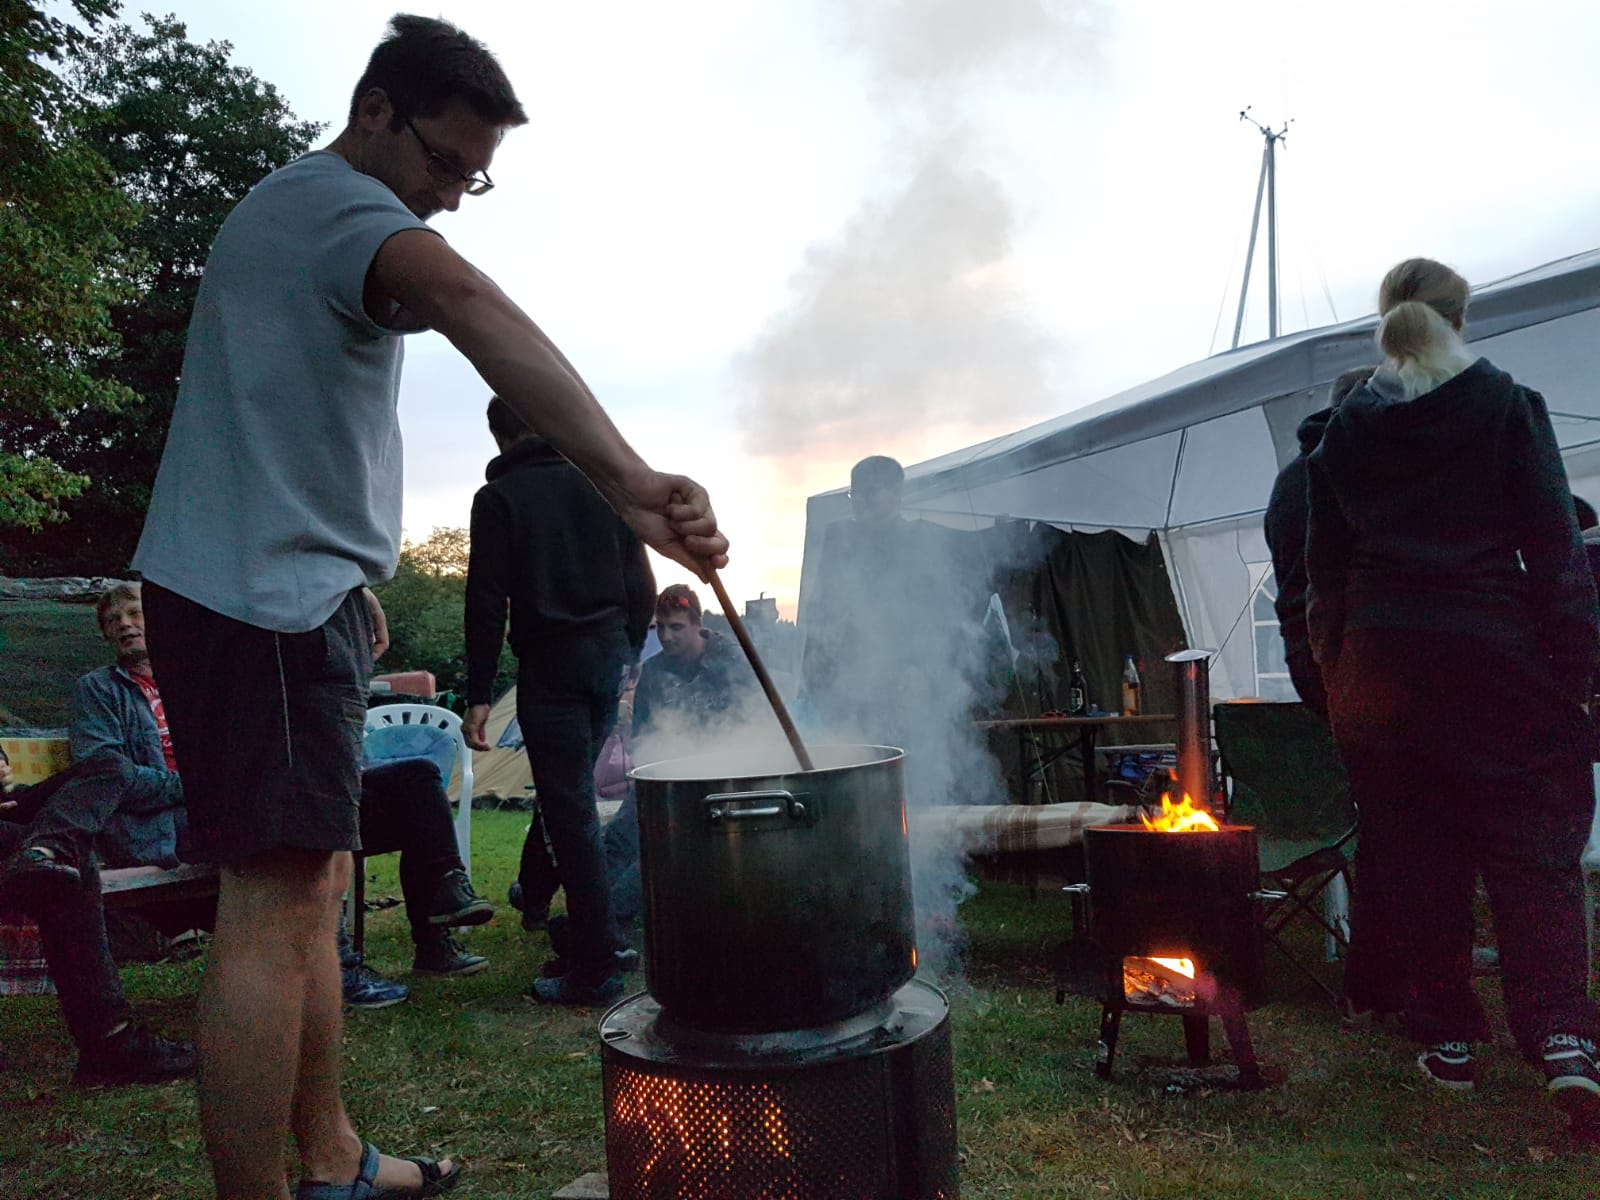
[1576,496,1598,531]
[850,455,904,494]
[656,584,702,625]
[350,15,528,128]
[486,395,531,443]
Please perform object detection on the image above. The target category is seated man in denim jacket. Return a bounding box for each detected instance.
[8,584,494,1000]
[8,584,187,880]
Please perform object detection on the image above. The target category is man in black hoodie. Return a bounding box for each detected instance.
[463,396,655,1005]
[1263,367,1372,720]
[1265,366,1415,1021]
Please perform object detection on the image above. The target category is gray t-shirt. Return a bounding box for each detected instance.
[133,150,433,632]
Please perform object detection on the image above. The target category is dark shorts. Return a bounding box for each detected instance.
[142,582,373,868]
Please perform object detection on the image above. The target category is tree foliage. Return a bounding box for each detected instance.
[1,11,322,573]
[0,0,140,533]
[375,528,516,705]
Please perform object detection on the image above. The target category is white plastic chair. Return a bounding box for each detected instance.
[363,704,475,876]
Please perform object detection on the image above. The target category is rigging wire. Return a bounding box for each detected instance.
[1208,255,1236,358]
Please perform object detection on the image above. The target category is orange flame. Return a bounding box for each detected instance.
[1140,792,1219,833]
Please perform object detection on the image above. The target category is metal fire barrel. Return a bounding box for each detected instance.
[601,979,958,1200]
[631,745,917,1033]
[1082,823,1263,995]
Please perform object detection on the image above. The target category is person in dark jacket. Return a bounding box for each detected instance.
[1265,366,1419,1023]
[1306,257,1600,1130]
[1264,369,1373,720]
[601,584,755,942]
[463,395,655,1005]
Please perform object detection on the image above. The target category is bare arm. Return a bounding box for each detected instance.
[368,230,728,575]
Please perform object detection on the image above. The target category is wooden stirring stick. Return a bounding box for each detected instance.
[706,569,815,772]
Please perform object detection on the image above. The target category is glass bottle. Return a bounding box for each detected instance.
[1069,660,1088,715]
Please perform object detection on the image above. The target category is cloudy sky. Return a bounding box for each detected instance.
[135,0,1600,614]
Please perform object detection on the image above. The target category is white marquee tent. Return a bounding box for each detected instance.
[799,248,1600,702]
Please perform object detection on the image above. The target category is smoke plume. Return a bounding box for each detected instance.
[735,0,1106,466]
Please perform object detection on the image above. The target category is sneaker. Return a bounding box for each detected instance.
[527,972,624,1007]
[1542,1033,1600,1130]
[74,1025,195,1088]
[412,934,490,976]
[342,962,410,1009]
[426,869,495,928]
[1417,1041,1475,1091]
[2,844,82,893]
[507,880,549,932]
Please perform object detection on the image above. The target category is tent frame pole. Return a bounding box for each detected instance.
[1231,147,1269,350]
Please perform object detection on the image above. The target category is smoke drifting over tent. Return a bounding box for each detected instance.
[800,248,1600,701]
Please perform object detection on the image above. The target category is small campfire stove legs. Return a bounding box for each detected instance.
[1091,970,1262,1090]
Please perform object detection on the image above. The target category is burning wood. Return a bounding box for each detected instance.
[1123,956,1200,1008]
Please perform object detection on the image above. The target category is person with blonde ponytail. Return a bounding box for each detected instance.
[1305,257,1600,1134]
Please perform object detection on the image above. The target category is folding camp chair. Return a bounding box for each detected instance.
[1213,700,1357,1005]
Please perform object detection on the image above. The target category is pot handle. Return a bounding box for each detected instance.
[704,789,811,827]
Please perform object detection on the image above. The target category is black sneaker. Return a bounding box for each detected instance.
[74,1025,195,1088]
[2,844,82,893]
[342,962,410,1009]
[426,869,494,928]
[527,972,624,1007]
[412,935,489,976]
[1542,1033,1600,1134]
[1417,1041,1474,1091]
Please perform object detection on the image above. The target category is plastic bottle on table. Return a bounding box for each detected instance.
[1121,655,1141,716]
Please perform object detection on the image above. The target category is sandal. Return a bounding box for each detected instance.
[296,1141,462,1199]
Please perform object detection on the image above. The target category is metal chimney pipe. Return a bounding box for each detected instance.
[1164,649,1215,809]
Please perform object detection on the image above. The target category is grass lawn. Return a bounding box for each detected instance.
[1,809,1596,1199]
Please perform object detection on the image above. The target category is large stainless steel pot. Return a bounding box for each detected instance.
[631,744,916,1033]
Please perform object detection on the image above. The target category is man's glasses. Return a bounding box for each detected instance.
[404,117,494,196]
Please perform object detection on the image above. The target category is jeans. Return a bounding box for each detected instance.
[20,755,179,868]
[1328,626,1599,1055]
[517,643,625,975]
[518,812,561,922]
[0,818,132,1051]
[358,759,465,946]
[603,785,642,938]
